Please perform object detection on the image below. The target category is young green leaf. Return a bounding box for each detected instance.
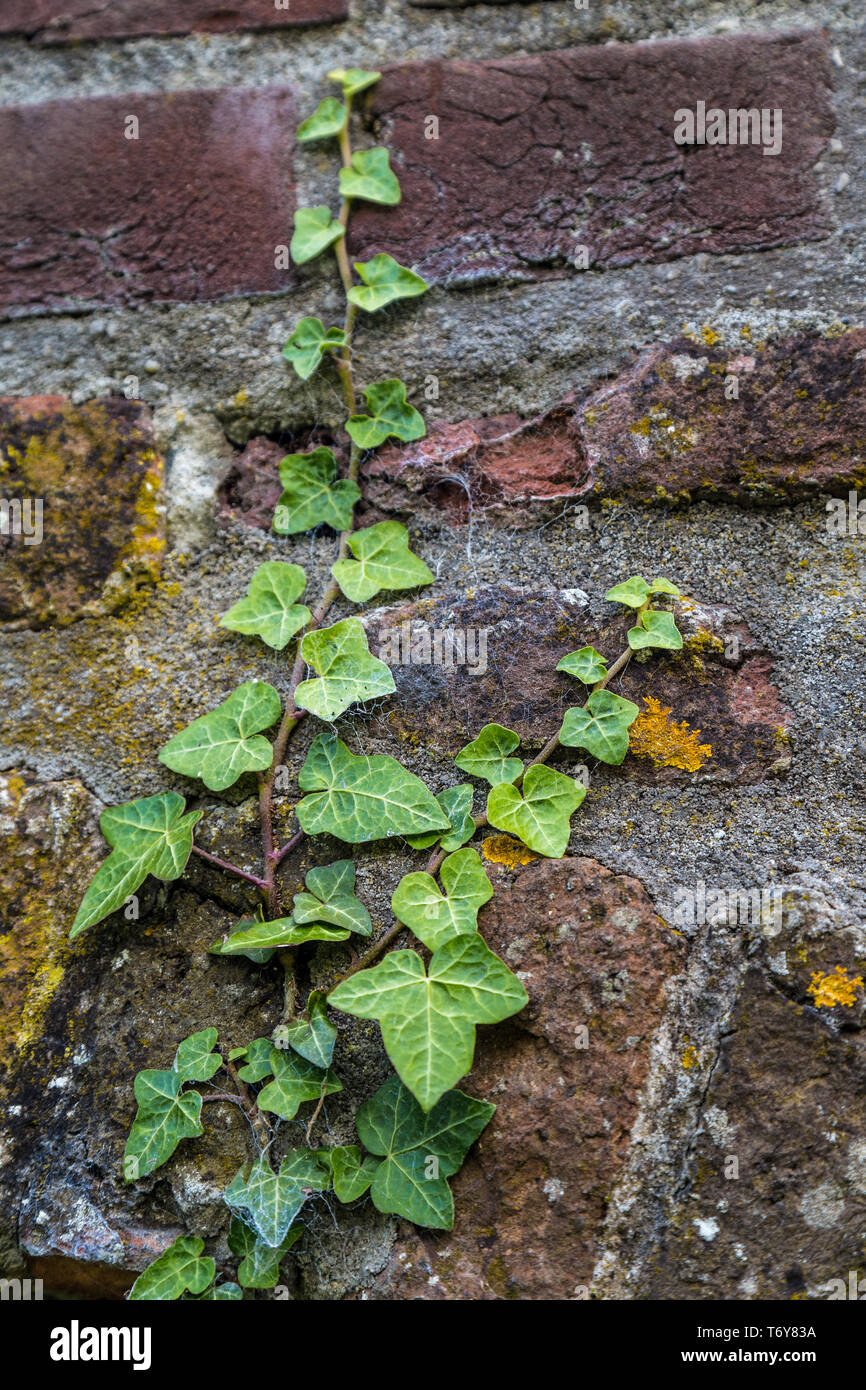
[128,1235,215,1302]
[328,67,381,98]
[627,609,683,651]
[649,577,682,597]
[257,1047,342,1121]
[220,562,311,651]
[331,521,434,603]
[228,1217,301,1290]
[347,254,427,312]
[486,765,586,858]
[327,1145,380,1203]
[295,617,396,721]
[290,205,344,264]
[356,1075,495,1229]
[226,1152,330,1248]
[338,147,400,205]
[273,447,360,535]
[212,916,351,956]
[604,575,652,608]
[282,991,337,1070]
[197,1282,244,1300]
[297,97,346,142]
[282,318,348,382]
[123,1069,203,1180]
[345,380,425,450]
[70,792,202,938]
[329,935,527,1112]
[173,1028,222,1084]
[406,783,475,852]
[296,733,450,843]
[391,848,492,952]
[556,645,608,685]
[559,689,640,765]
[454,724,523,786]
[236,1037,275,1084]
[292,858,372,937]
[209,915,276,964]
[158,681,281,792]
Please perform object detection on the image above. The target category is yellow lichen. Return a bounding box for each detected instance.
[807,966,864,1009]
[681,1045,698,1069]
[628,696,712,772]
[482,835,538,868]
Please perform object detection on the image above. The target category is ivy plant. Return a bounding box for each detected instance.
[70,66,693,1300]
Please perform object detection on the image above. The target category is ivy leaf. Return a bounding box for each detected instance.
[454,724,523,786]
[159,681,281,792]
[282,317,348,382]
[556,645,608,685]
[290,205,344,264]
[406,784,475,851]
[347,254,428,313]
[282,991,337,1069]
[627,609,683,652]
[220,562,311,651]
[328,67,381,98]
[391,848,492,952]
[604,575,652,608]
[173,1028,221,1084]
[339,148,400,205]
[273,447,360,535]
[649,577,682,597]
[124,1070,203,1180]
[327,1146,380,1202]
[256,1047,342,1121]
[292,859,372,937]
[345,380,425,451]
[331,521,434,603]
[486,765,586,858]
[197,1282,244,1300]
[209,915,277,964]
[236,1037,275,1084]
[329,935,527,1112]
[228,1217,300,1290]
[356,1075,495,1230]
[128,1235,215,1302]
[213,916,351,956]
[70,792,202,938]
[295,617,396,721]
[559,689,640,765]
[296,733,450,843]
[226,1152,330,1248]
[297,97,346,142]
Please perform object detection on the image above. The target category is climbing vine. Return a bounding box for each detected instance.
[70,66,687,1301]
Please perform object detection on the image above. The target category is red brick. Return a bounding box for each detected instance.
[0,88,296,311]
[351,32,833,282]
[0,0,346,43]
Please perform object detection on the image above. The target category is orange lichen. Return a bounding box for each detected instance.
[807,966,864,1009]
[628,696,712,772]
[482,835,538,868]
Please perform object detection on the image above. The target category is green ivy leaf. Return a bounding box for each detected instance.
[331,521,434,603]
[236,1037,275,1084]
[338,148,400,205]
[649,577,682,597]
[159,681,281,792]
[604,575,652,608]
[328,67,381,98]
[290,205,344,265]
[356,1075,495,1229]
[173,1028,221,1083]
[345,380,425,450]
[556,645,608,685]
[129,1235,214,1302]
[273,447,361,535]
[197,1282,244,1300]
[559,689,640,765]
[281,991,337,1070]
[296,733,450,843]
[257,1047,342,1121]
[391,848,492,952]
[295,617,395,721]
[347,254,428,312]
[329,935,527,1112]
[70,792,202,938]
[406,784,475,851]
[123,1070,203,1180]
[486,765,586,858]
[226,1152,330,1248]
[209,915,276,964]
[327,1145,380,1202]
[220,562,311,651]
[627,609,683,651]
[297,97,346,142]
[213,916,351,957]
[282,317,348,382]
[453,724,523,786]
[292,859,372,937]
[228,1217,300,1290]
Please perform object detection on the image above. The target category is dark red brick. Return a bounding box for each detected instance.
[351,32,833,282]
[0,88,296,312]
[0,0,346,43]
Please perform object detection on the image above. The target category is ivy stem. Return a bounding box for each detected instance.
[190,845,269,893]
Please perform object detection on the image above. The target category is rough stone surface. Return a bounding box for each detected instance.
[0,396,165,626]
[0,0,347,43]
[0,88,296,312]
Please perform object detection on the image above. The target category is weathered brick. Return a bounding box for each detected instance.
[351,32,833,281]
[0,0,346,43]
[0,88,296,312]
